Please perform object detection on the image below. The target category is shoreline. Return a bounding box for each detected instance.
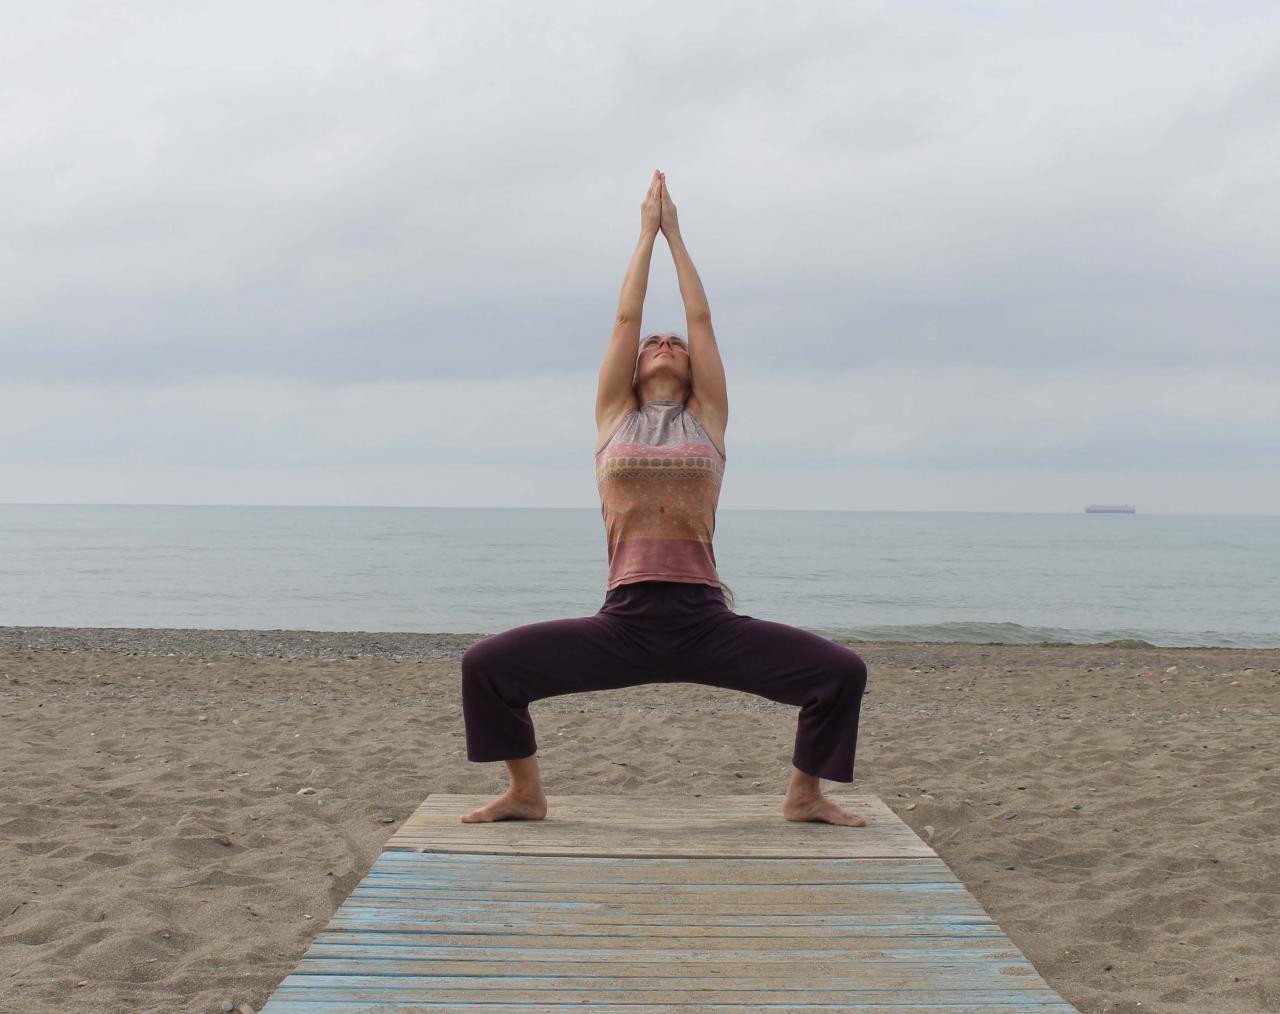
[3,624,1277,660]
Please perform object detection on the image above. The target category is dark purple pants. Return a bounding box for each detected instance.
[461,580,869,783]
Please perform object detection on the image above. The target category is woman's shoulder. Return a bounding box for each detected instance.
[685,394,727,460]
[595,394,640,455]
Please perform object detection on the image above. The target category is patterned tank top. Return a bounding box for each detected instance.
[595,399,726,591]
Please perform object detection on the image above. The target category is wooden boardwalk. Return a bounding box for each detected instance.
[260,794,1076,1011]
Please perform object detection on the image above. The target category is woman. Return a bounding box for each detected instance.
[460,170,869,827]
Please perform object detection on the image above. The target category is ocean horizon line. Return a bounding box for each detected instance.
[4,502,1277,518]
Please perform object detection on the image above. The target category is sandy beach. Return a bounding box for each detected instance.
[1,626,1276,1013]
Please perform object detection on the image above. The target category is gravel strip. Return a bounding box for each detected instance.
[0,625,487,660]
[1,625,1269,669]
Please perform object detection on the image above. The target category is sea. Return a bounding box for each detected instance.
[1,504,1277,649]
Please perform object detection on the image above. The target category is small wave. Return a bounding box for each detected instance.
[816,620,1280,649]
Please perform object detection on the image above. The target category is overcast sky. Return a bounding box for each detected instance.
[3,1,1277,513]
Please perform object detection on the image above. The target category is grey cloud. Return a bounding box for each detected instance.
[3,3,1278,388]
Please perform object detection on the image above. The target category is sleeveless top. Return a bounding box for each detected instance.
[595,399,726,591]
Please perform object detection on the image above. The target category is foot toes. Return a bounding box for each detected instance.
[782,798,866,827]
[459,796,546,823]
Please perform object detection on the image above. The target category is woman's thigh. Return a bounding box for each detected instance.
[461,611,667,707]
[669,610,867,706]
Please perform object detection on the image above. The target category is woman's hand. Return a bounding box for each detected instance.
[640,170,662,236]
[658,173,680,237]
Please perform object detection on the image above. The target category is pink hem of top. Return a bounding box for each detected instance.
[606,574,724,591]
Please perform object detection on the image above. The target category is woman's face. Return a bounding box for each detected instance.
[637,333,690,383]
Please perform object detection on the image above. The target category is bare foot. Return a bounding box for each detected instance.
[460,787,548,823]
[782,794,866,827]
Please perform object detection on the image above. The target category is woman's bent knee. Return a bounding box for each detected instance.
[461,636,502,691]
[461,633,537,712]
[841,649,868,695]
[464,629,518,671]
[461,638,486,672]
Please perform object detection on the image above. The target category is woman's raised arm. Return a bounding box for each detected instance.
[660,175,728,422]
[595,172,662,429]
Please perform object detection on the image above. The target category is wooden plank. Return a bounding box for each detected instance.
[322,918,1012,939]
[262,1005,1075,1013]
[262,1003,1080,1014]
[260,795,1077,1012]
[293,960,1051,983]
[304,939,1030,961]
[384,793,929,858]
[333,894,997,917]
[322,920,1014,940]
[266,985,1075,1007]
[302,937,1029,957]
[367,854,956,883]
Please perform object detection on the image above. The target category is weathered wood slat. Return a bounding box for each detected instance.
[333,903,995,920]
[387,844,936,858]
[343,885,981,905]
[365,858,955,883]
[262,1003,1080,1008]
[383,793,930,858]
[329,907,999,925]
[301,950,1032,967]
[262,1005,1075,1013]
[323,919,1011,938]
[259,794,1076,1011]
[293,960,1048,983]
[347,881,974,899]
[306,937,1027,960]
[268,984,1072,1004]
[320,922,1013,940]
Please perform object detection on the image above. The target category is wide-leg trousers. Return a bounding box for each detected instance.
[460,580,869,783]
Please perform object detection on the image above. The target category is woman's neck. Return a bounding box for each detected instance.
[638,382,686,404]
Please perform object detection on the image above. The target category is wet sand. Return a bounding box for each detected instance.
[1,626,1277,1012]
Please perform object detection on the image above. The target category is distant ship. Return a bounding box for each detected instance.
[1085,504,1136,514]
